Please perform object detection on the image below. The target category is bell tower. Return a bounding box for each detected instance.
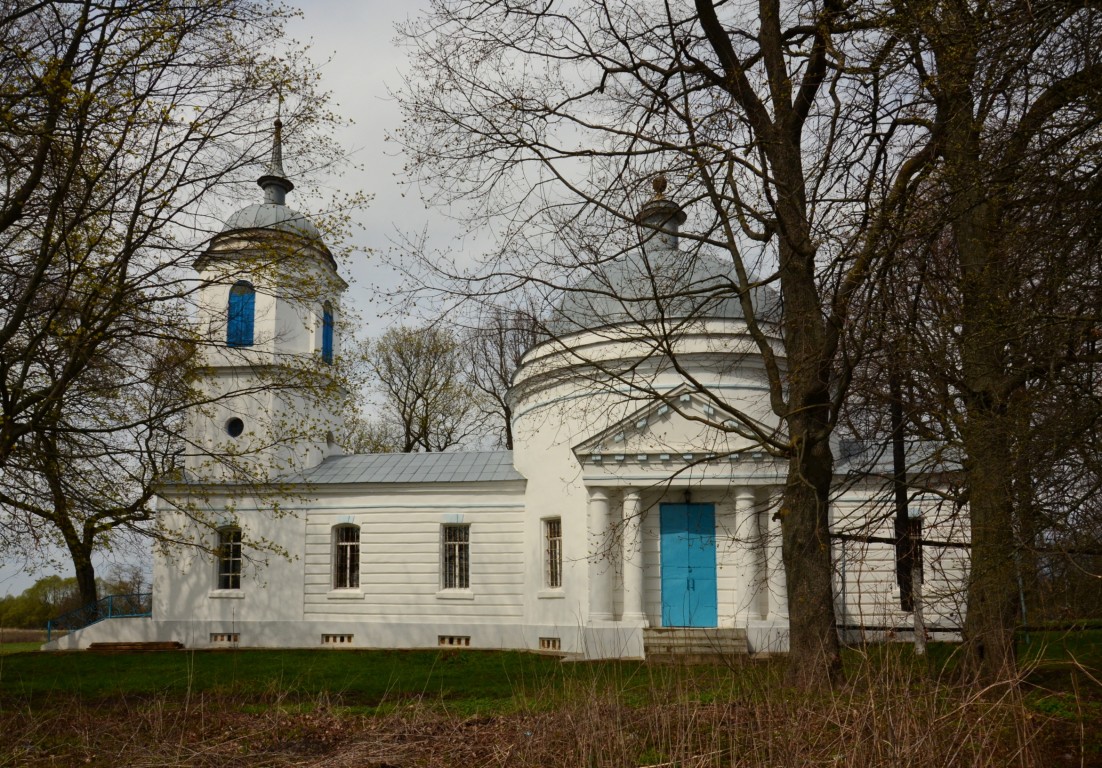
[187,119,348,481]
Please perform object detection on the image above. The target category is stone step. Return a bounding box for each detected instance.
[643,628,749,658]
[88,641,184,652]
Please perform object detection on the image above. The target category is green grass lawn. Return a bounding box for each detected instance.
[0,631,1096,719]
[0,642,41,656]
[0,648,551,706]
[0,641,1097,767]
[0,647,715,714]
[1019,627,1102,667]
[0,631,1097,708]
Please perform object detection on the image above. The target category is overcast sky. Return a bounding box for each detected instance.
[0,0,443,598]
[285,0,451,330]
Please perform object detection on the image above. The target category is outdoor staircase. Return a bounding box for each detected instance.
[46,592,152,642]
[643,627,749,663]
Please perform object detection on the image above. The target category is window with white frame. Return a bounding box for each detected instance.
[333,524,360,589]
[217,527,242,590]
[544,518,563,589]
[441,524,470,589]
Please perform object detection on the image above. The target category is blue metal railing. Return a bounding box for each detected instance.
[46,592,152,642]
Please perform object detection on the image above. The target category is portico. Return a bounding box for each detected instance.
[581,477,791,656]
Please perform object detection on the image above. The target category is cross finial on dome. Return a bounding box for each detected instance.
[257,117,294,205]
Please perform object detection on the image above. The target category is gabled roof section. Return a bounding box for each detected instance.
[295,451,524,485]
[573,385,768,461]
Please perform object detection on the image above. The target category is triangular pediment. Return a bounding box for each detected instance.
[572,385,772,463]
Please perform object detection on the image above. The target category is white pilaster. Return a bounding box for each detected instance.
[621,489,647,623]
[587,487,613,622]
[734,486,761,621]
[766,486,788,620]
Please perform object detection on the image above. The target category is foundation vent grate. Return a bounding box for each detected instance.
[322,634,354,645]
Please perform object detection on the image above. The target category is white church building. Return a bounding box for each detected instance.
[47,128,968,657]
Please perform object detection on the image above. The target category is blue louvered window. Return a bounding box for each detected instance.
[322,301,334,364]
[227,281,255,347]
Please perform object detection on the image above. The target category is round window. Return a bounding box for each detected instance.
[225,417,245,438]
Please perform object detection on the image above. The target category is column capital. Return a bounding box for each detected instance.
[587,487,610,502]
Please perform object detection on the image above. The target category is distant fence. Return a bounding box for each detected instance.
[46,592,152,642]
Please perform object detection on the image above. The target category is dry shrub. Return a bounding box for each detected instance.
[0,654,1060,767]
[0,627,49,643]
[487,658,1041,768]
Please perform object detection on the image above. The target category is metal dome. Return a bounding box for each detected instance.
[220,117,322,242]
[549,182,779,334]
[549,249,780,334]
[221,203,322,240]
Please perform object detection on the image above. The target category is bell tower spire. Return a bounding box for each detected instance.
[256,117,294,205]
[189,112,348,478]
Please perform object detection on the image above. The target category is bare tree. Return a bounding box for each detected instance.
[340,412,404,455]
[395,0,934,685]
[363,325,484,453]
[466,303,545,449]
[0,0,347,608]
[872,0,1102,683]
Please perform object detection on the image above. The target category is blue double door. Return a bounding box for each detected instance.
[659,503,718,627]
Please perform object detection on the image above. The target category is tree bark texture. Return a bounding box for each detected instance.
[933,2,1020,683]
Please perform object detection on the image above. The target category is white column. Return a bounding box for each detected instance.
[734,486,761,621]
[621,489,647,623]
[765,486,788,620]
[587,487,613,622]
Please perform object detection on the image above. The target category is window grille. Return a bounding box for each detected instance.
[438,635,470,647]
[442,524,470,589]
[333,524,360,589]
[217,527,242,590]
[539,637,561,651]
[545,518,563,589]
[210,633,239,643]
[226,281,255,347]
[322,634,354,645]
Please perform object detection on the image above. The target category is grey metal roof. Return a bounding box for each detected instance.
[222,203,321,240]
[548,250,781,335]
[836,440,963,475]
[295,451,525,485]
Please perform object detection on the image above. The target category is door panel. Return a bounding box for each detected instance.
[660,503,718,627]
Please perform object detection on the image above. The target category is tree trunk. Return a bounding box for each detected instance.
[69,544,100,614]
[781,427,842,686]
[776,216,842,686]
[932,3,1021,685]
[960,411,1019,683]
